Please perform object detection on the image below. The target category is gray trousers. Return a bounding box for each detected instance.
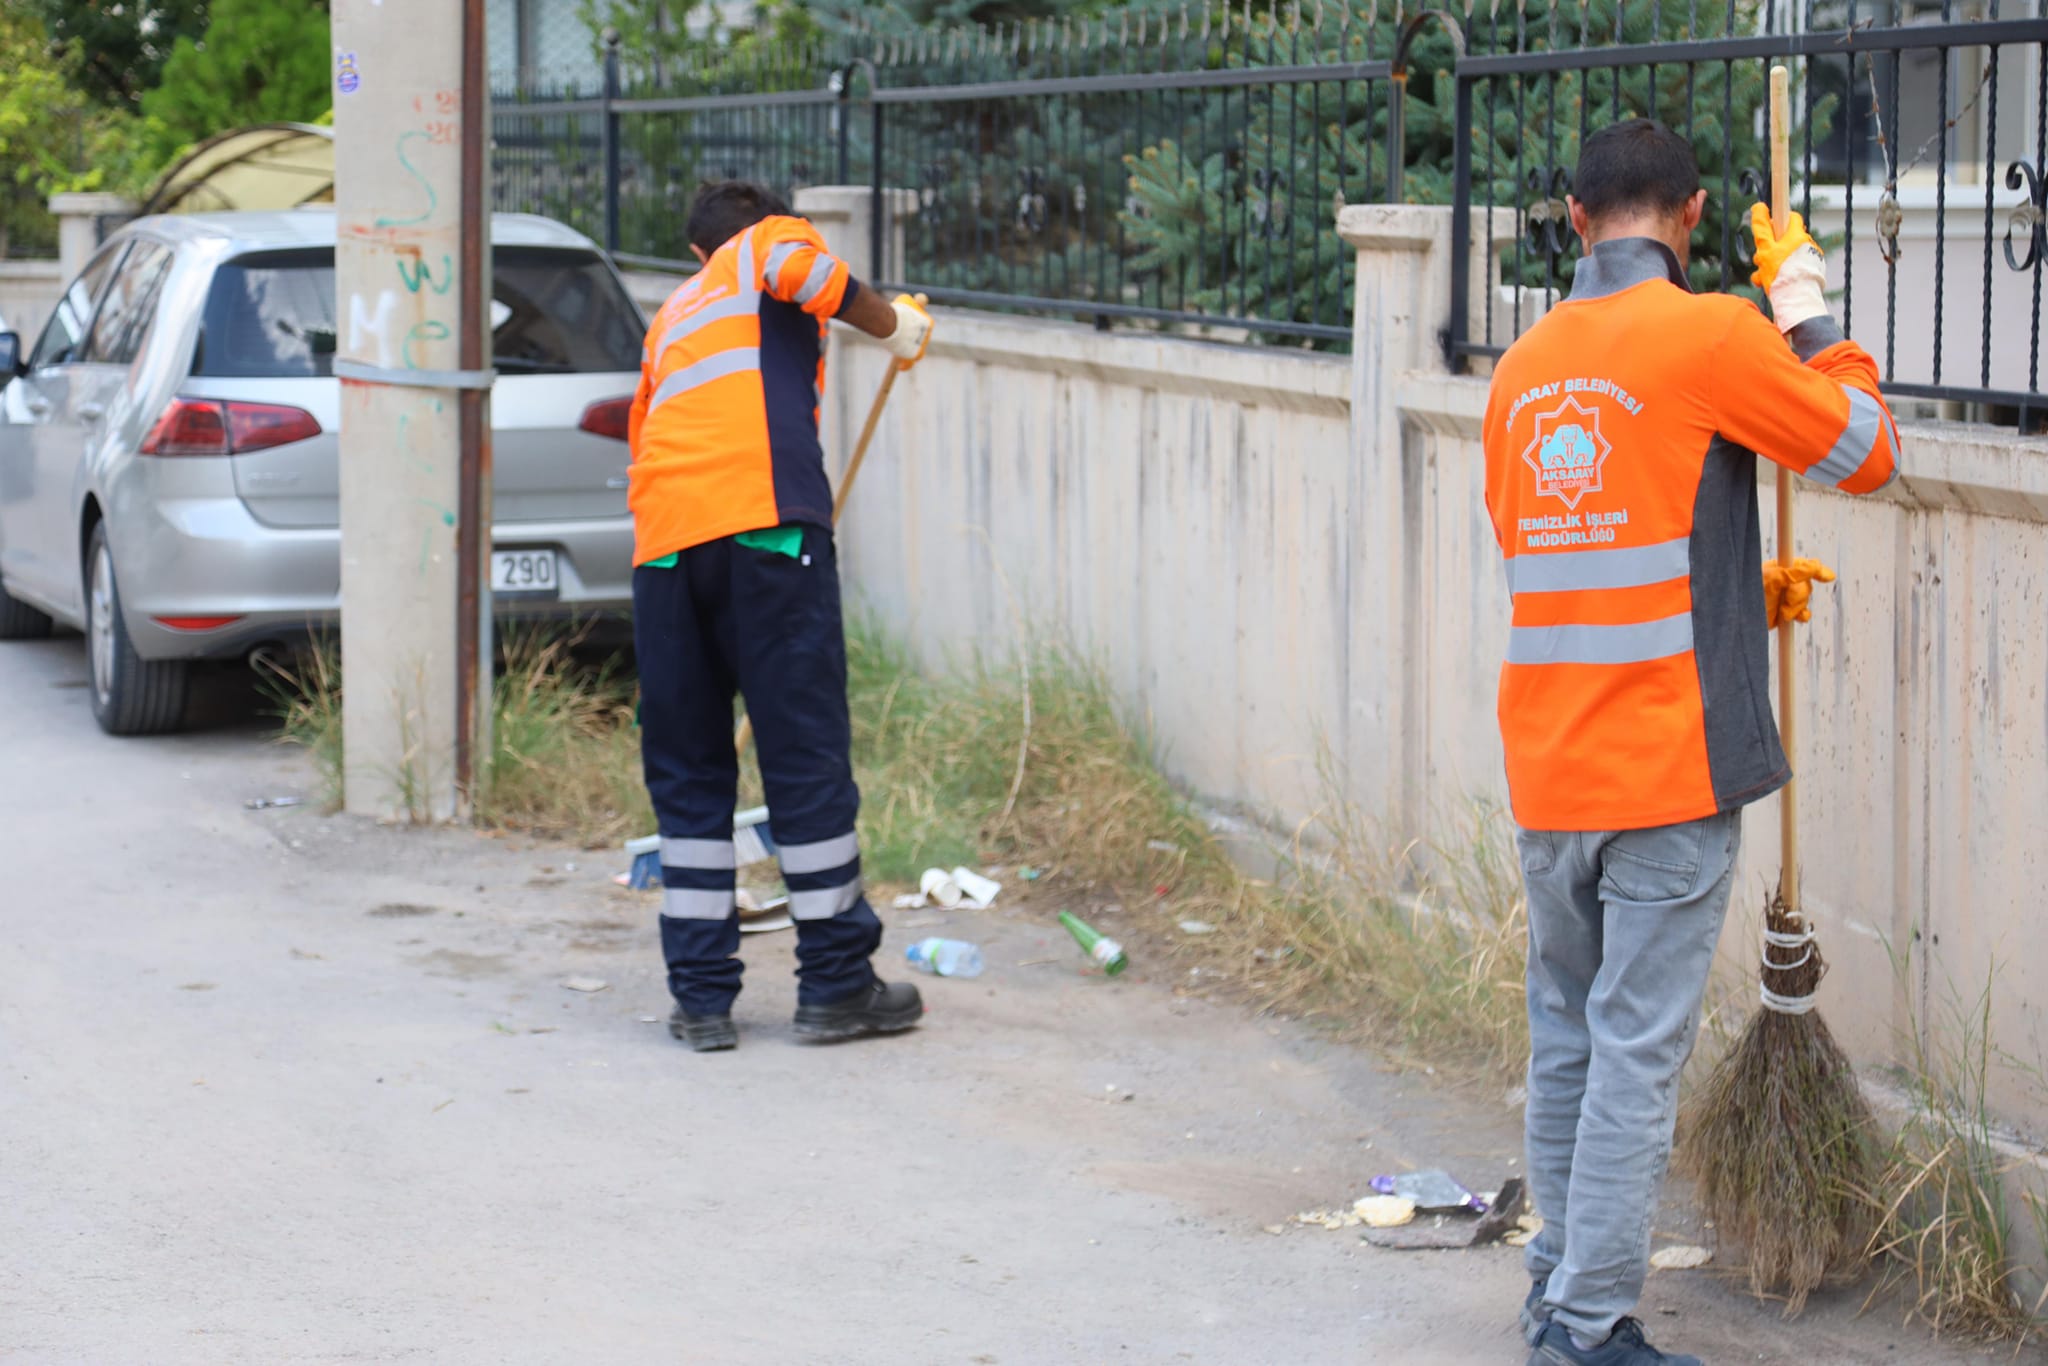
[1516,809,1741,1344]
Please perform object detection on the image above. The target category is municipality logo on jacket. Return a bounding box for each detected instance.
[1521,396,1612,510]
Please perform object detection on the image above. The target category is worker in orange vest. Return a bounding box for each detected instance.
[1483,120,1897,1365]
[627,181,934,1052]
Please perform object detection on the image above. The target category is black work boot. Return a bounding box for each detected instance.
[1521,1277,1551,1344]
[792,978,924,1042]
[1528,1317,1701,1366]
[669,1006,738,1052]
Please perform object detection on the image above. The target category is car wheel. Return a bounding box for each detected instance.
[85,524,188,735]
[0,574,52,639]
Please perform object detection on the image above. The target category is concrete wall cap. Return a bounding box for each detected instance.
[1336,203,1448,252]
[793,185,920,222]
[49,192,137,216]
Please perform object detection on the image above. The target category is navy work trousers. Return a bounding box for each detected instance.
[632,528,882,1016]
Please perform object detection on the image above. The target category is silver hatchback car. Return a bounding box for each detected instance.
[0,209,645,734]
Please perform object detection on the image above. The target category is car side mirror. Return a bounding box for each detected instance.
[0,333,19,382]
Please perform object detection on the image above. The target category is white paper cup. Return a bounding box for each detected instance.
[919,868,964,908]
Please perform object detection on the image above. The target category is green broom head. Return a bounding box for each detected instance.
[1677,890,1880,1315]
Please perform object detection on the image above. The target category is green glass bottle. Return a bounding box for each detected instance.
[1058,911,1129,976]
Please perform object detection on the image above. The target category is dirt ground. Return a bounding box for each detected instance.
[1,636,2032,1364]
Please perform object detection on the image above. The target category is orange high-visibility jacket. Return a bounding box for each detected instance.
[1483,238,1899,832]
[627,215,856,564]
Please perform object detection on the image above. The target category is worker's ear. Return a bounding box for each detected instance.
[1681,189,1708,233]
[1565,195,1591,244]
[690,244,709,265]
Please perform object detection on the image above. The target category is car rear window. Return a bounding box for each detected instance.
[193,245,645,379]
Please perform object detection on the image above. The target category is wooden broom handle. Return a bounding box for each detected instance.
[734,299,926,758]
[1769,65,1800,914]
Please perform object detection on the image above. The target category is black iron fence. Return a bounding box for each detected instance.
[494,2,2048,424]
[1450,2,2048,428]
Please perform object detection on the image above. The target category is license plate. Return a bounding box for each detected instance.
[492,549,559,597]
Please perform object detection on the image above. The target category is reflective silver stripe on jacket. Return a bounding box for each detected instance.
[762,239,802,287]
[1505,613,1695,666]
[662,888,735,920]
[654,294,752,358]
[1807,387,1893,487]
[792,256,837,305]
[1505,537,1690,596]
[788,879,864,921]
[777,832,860,875]
[647,348,759,414]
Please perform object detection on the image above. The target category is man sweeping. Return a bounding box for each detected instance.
[628,180,934,1052]
[1481,119,1898,1364]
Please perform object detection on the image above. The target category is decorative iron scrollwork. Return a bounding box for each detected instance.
[1735,168,1765,270]
[1525,167,1574,256]
[2004,161,2047,272]
[918,160,948,226]
[1250,167,1288,239]
[1016,167,1049,235]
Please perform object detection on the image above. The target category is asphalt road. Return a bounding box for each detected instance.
[0,635,2024,1365]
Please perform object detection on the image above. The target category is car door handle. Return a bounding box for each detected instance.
[78,403,105,423]
[24,399,50,418]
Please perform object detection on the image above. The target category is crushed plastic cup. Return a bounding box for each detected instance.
[919,868,965,908]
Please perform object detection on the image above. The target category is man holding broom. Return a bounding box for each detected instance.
[628,180,934,1052]
[1481,119,1898,1364]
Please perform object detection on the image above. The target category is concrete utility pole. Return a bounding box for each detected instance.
[330,0,493,822]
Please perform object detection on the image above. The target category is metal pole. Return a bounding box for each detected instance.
[1387,73,1407,204]
[833,66,852,186]
[869,91,885,281]
[332,0,492,822]
[602,30,622,254]
[1446,73,1474,370]
[456,0,493,805]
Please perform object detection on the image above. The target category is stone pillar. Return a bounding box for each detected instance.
[49,193,136,281]
[791,185,920,288]
[1334,203,1517,836]
[792,186,923,490]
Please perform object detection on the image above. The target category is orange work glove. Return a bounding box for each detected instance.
[883,292,934,367]
[1749,204,1829,333]
[1763,556,1836,629]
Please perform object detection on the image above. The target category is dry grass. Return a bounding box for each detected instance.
[1245,789,1530,1077]
[1858,977,2048,1343]
[263,625,653,842]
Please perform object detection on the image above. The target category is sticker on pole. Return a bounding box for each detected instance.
[336,52,362,96]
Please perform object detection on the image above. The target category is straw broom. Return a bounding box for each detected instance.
[1674,66,1879,1315]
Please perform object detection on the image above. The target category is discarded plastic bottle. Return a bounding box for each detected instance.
[905,938,985,978]
[1058,911,1129,976]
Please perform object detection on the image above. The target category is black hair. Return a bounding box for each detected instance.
[686,180,791,255]
[1572,118,1701,222]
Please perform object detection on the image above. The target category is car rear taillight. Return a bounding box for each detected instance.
[578,397,632,442]
[153,616,244,631]
[140,399,321,457]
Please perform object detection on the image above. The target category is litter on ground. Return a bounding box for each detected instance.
[1354,1195,1418,1228]
[1649,1244,1713,1271]
[897,867,1003,911]
[561,977,610,993]
[1370,1170,1484,1213]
